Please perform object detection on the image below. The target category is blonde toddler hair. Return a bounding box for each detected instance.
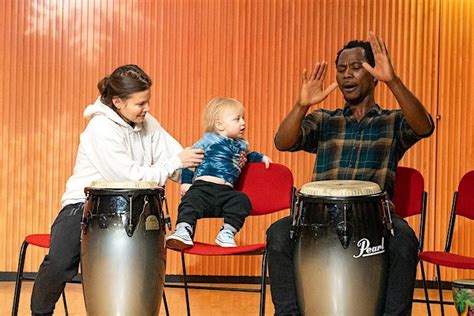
[203,97,244,133]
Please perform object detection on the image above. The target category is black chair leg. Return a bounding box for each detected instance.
[181,253,191,316]
[12,240,70,316]
[259,251,268,316]
[12,241,29,316]
[419,261,432,316]
[162,290,170,316]
[435,265,445,316]
[62,290,69,316]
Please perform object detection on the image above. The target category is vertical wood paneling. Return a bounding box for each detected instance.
[435,0,474,282]
[0,0,468,281]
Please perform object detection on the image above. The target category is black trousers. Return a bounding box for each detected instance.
[177,180,252,231]
[266,214,419,316]
[31,202,84,315]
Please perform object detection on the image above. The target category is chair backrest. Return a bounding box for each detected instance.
[445,170,474,252]
[392,166,427,251]
[455,170,474,219]
[392,166,426,218]
[234,162,294,216]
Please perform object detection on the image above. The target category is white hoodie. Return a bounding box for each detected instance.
[61,97,183,206]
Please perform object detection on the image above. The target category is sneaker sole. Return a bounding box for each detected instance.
[215,239,237,247]
[166,238,193,250]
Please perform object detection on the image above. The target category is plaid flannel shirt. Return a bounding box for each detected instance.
[288,104,433,198]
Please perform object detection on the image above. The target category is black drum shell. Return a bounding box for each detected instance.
[80,187,166,316]
[293,192,389,316]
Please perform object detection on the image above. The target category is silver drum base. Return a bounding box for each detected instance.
[294,227,388,316]
[81,219,166,316]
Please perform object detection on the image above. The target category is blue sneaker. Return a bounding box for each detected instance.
[166,223,194,250]
[215,226,237,247]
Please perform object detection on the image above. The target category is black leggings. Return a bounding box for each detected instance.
[31,202,84,314]
[177,180,252,231]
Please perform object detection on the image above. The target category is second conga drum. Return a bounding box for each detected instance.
[292,180,391,315]
[81,181,166,316]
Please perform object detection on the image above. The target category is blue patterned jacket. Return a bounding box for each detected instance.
[181,132,264,186]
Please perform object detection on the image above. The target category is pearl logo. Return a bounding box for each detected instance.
[353,237,385,258]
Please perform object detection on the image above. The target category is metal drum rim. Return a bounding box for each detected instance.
[297,191,386,201]
[452,279,474,287]
[84,187,163,195]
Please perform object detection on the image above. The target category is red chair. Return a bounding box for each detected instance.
[391,166,431,315]
[165,162,294,316]
[419,170,474,316]
[11,234,77,316]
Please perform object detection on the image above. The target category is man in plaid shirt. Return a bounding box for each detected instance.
[267,32,434,316]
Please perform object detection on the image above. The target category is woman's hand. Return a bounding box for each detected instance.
[178,147,204,168]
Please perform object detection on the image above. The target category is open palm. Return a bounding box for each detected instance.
[298,62,337,107]
[362,32,396,83]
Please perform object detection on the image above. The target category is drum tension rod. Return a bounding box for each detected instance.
[290,197,301,239]
[384,200,395,236]
[339,203,351,249]
[161,191,172,231]
[127,193,134,237]
[81,192,91,235]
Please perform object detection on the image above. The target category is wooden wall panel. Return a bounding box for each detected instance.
[0,0,466,282]
[434,0,474,282]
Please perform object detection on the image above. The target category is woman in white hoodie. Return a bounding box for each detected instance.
[31,64,204,316]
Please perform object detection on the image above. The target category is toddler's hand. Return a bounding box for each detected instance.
[262,156,272,168]
[180,183,192,196]
[239,152,248,168]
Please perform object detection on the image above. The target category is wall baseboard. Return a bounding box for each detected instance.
[0,272,260,284]
[414,280,452,290]
[0,272,452,290]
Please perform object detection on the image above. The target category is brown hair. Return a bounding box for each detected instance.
[97,64,152,106]
[203,97,244,133]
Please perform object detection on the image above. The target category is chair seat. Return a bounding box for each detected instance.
[180,241,266,256]
[25,234,50,248]
[419,251,474,269]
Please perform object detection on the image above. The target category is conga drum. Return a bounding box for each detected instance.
[452,279,474,315]
[292,180,392,315]
[80,181,167,316]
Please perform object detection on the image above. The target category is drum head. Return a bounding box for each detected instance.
[300,180,381,197]
[88,180,161,189]
[453,279,474,288]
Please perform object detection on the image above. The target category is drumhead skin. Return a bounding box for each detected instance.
[453,279,474,287]
[81,187,166,315]
[300,180,381,197]
[293,181,389,315]
[89,180,162,189]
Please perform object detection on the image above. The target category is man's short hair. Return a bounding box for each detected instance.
[335,40,375,67]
